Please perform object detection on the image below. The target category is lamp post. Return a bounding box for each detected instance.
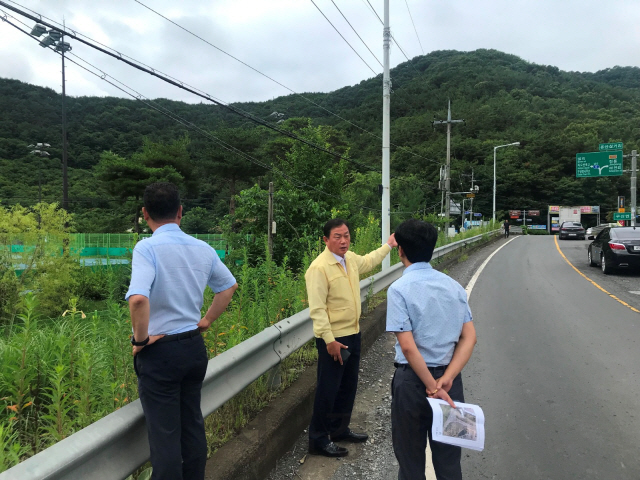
[29,24,72,211]
[28,142,51,204]
[493,142,520,223]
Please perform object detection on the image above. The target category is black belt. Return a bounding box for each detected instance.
[155,328,200,344]
[394,363,447,375]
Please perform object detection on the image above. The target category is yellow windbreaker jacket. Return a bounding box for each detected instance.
[305,244,391,344]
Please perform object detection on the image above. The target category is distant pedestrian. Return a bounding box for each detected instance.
[306,218,397,457]
[503,219,510,238]
[387,219,476,480]
[126,182,238,479]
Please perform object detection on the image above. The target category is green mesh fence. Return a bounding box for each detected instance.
[2,233,238,265]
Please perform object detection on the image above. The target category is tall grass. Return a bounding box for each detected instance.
[0,215,494,472]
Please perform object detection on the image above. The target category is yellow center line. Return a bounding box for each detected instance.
[554,235,640,314]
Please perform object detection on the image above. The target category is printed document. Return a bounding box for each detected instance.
[427,398,485,451]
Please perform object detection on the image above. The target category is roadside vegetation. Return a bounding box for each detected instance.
[0,199,498,472]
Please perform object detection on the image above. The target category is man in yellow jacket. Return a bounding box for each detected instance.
[306,218,397,457]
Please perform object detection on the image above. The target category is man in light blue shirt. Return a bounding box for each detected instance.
[386,219,476,480]
[126,182,237,480]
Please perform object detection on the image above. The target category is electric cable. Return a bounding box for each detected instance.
[309,0,378,76]
[132,0,443,168]
[329,0,382,68]
[0,1,384,176]
[365,0,383,24]
[404,0,424,55]
[1,2,438,193]
[2,13,383,213]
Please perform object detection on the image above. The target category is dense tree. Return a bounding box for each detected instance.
[1,48,639,237]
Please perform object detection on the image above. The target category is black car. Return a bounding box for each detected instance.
[587,227,640,274]
[558,221,585,240]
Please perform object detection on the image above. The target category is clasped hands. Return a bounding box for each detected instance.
[427,376,456,408]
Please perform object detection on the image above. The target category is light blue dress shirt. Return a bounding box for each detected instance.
[125,223,236,335]
[386,262,472,366]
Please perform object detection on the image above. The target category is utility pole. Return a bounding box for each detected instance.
[29,22,71,211]
[267,182,274,258]
[381,0,391,270]
[469,169,475,228]
[60,29,69,212]
[632,149,637,227]
[433,100,464,236]
[439,165,445,216]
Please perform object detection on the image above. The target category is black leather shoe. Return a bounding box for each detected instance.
[308,442,348,457]
[331,430,369,443]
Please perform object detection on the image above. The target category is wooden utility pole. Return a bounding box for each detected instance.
[268,182,274,258]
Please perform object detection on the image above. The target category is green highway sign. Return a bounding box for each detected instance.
[576,151,623,177]
[599,142,623,151]
[613,212,631,221]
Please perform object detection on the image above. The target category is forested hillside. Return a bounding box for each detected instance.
[1,49,638,236]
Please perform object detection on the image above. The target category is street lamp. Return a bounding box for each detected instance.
[29,24,72,211]
[493,142,520,223]
[28,143,51,204]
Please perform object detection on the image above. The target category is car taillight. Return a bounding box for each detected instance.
[609,242,626,250]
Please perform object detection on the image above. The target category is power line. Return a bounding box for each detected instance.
[357,0,423,77]
[132,0,443,169]
[0,1,384,176]
[329,0,382,68]
[309,0,378,76]
[4,14,383,214]
[2,1,440,196]
[404,0,424,55]
[365,0,383,24]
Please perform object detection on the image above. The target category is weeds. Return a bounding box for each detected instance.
[0,213,490,473]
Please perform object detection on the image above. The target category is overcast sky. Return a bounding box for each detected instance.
[0,0,639,105]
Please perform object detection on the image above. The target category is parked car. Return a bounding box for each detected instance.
[558,221,585,240]
[587,227,640,274]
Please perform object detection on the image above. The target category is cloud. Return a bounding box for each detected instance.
[0,0,638,106]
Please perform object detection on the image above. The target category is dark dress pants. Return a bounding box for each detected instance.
[309,333,361,446]
[391,365,464,480]
[134,334,208,480]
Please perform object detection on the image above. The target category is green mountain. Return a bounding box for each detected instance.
[1,49,638,230]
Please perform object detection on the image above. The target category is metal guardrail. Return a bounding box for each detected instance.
[0,230,496,480]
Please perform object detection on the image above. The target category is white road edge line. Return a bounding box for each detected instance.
[465,237,519,299]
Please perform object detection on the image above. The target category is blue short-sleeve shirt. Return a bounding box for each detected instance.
[125,223,236,335]
[386,262,472,366]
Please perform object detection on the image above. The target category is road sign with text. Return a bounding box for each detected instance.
[599,142,623,151]
[614,212,631,221]
[576,151,623,177]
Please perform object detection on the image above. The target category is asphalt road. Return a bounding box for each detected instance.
[268,234,640,479]
[463,235,640,479]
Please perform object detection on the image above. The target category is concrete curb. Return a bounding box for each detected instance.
[205,234,500,480]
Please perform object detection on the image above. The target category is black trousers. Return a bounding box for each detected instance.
[391,365,464,480]
[134,333,208,480]
[309,333,361,446]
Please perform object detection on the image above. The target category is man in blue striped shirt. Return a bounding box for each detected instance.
[126,183,237,480]
[386,219,476,480]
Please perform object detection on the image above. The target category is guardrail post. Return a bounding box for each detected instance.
[266,365,282,390]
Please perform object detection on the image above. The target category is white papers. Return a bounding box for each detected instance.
[427,398,485,451]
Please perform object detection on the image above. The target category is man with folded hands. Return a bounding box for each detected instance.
[387,219,476,480]
[305,218,397,457]
[126,182,237,480]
